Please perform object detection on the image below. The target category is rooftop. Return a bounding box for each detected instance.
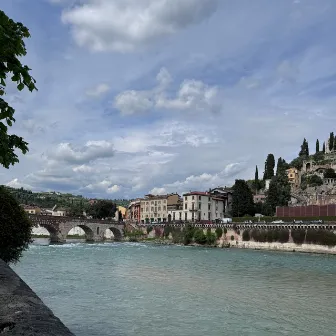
[183,191,209,196]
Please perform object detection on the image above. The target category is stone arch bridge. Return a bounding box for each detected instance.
[29,215,124,244]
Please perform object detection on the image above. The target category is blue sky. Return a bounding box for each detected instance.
[2,0,336,199]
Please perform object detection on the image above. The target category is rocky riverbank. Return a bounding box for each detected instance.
[0,259,74,335]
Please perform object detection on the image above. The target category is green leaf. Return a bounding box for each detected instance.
[17,82,24,91]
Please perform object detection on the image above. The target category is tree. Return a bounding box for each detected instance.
[324,168,336,178]
[329,132,334,152]
[215,227,223,239]
[316,139,319,153]
[265,157,291,215]
[194,229,206,245]
[0,10,37,168]
[254,166,259,193]
[299,138,309,157]
[206,228,216,245]
[242,230,250,241]
[231,179,255,217]
[0,186,34,263]
[87,200,117,219]
[263,154,275,180]
[322,142,326,153]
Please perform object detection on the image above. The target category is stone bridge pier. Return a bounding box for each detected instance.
[29,215,124,244]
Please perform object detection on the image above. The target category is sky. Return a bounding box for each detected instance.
[2,0,336,199]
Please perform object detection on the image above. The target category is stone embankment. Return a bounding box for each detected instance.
[0,259,74,336]
[235,241,336,254]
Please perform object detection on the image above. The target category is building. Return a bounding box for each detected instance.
[209,187,233,215]
[139,194,179,223]
[168,191,225,222]
[21,205,41,215]
[286,167,300,189]
[127,199,141,222]
[253,194,266,203]
[117,206,127,219]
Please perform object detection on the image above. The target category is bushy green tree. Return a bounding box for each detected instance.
[206,228,216,245]
[291,229,306,245]
[324,168,336,178]
[194,229,206,245]
[0,10,37,168]
[242,230,250,241]
[215,227,223,239]
[0,186,34,263]
[87,200,117,219]
[232,179,255,217]
[263,154,275,180]
[183,224,195,245]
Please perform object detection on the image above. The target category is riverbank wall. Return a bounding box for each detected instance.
[0,259,74,335]
[234,240,336,254]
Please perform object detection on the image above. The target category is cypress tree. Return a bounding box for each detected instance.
[334,137,336,151]
[276,157,283,177]
[316,139,319,153]
[263,154,275,180]
[232,179,255,217]
[323,142,326,153]
[299,138,309,157]
[254,166,259,192]
[329,132,334,152]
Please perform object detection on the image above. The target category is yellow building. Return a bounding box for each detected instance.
[286,167,300,189]
[21,205,41,215]
[118,206,127,219]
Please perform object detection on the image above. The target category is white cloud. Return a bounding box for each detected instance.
[50,141,114,164]
[113,68,218,115]
[86,83,110,97]
[6,179,34,190]
[114,90,154,115]
[61,0,218,52]
[149,187,167,195]
[107,185,121,193]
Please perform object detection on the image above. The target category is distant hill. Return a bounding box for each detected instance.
[2,186,130,209]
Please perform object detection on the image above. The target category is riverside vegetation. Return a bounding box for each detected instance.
[125,225,336,249]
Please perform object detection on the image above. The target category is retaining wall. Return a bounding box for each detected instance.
[0,259,74,335]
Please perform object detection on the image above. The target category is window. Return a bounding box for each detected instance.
[199,196,201,200]
[179,212,182,219]
[185,213,187,221]
[158,201,161,204]
[192,195,195,200]
[163,200,166,203]
[158,207,161,211]
[151,201,154,205]
[185,196,187,201]
[198,203,201,210]
[155,201,157,206]
[208,204,211,210]
[209,197,211,202]
[185,204,187,210]
[146,207,149,212]
[141,208,144,212]
[151,207,154,212]
[146,202,149,205]
[163,206,166,211]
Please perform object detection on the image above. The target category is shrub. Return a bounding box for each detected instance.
[146,226,153,234]
[242,230,250,241]
[278,229,290,243]
[163,225,171,238]
[0,186,34,263]
[230,235,235,241]
[223,228,228,235]
[206,230,216,245]
[194,229,206,245]
[215,227,223,239]
[291,229,306,245]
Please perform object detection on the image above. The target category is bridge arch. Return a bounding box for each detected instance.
[66,225,95,242]
[38,224,61,244]
[104,226,123,241]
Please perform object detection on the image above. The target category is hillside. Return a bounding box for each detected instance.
[2,186,130,209]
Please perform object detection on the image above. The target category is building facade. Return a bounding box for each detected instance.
[127,199,141,222]
[168,191,225,222]
[286,167,300,189]
[21,205,41,215]
[139,194,179,223]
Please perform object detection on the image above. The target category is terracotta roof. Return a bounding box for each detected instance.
[183,191,209,196]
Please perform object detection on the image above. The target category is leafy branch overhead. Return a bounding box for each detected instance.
[0,10,37,168]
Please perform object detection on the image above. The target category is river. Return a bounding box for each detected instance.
[13,240,336,336]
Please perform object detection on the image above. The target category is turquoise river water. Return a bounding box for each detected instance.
[13,240,336,336]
